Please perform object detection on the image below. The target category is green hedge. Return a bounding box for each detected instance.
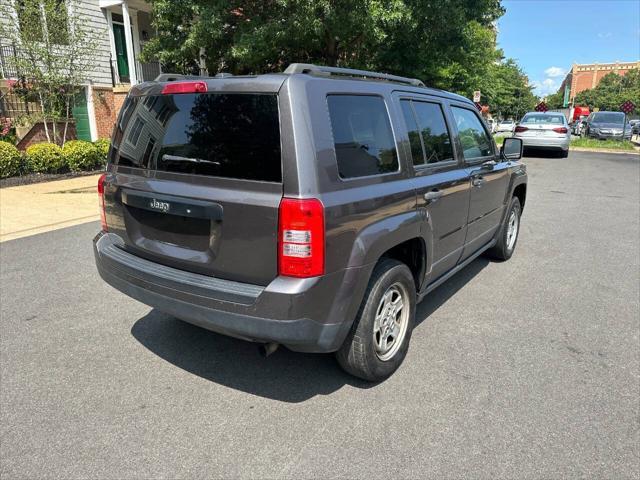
[94,138,110,160]
[1,138,111,179]
[63,140,102,172]
[0,141,22,178]
[25,143,65,173]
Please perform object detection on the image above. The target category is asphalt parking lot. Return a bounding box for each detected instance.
[1,150,638,479]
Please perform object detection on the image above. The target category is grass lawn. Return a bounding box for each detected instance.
[570,137,636,151]
[493,134,507,146]
[492,135,637,151]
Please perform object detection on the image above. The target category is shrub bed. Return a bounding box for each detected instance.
[26,143,65,173]
[63,140,102,172]
[94,138,110,161]
[1,138,111,180]
[0,141,22,178]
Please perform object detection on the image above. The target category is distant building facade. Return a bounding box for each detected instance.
[559,61,640,107]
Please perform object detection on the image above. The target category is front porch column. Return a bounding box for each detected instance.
[121,1,138,85]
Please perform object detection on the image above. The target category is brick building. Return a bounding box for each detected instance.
[559,61,640,107]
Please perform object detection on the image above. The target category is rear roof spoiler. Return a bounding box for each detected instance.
[154,73,236,82]
[284,63,425,87]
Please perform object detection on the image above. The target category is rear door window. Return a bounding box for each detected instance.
[327,95,399,179]
[400,99,454,166]
[412,101,454,165]
[112,93,282,182]
[400,100,425,166]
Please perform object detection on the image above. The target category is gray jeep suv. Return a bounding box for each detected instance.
[94,64,527,381]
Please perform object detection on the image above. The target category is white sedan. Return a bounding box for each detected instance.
[495,120,516,133]
[514,112,571,157]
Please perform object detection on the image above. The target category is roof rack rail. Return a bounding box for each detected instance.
[154,73,210,82]
[284,63,425,87]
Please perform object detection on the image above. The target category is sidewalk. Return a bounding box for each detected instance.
[0,174,102,242]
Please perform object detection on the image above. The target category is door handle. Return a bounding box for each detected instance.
[472,176,485,187]
[423,190,443,203]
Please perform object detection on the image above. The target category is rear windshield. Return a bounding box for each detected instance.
[592,112,624,124]
[521,114,565,124]
[111,93,282,182]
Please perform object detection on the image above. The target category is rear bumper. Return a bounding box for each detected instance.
[94,232,365,353]
[516,135,570,150]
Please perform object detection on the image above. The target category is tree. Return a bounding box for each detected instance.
[142,0,504,96]
[574,70,640,115]
[545,88,565,110]
[478,58,537,119]
[0,0,101,145]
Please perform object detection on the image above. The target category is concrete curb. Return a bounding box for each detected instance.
[569,147,639,155]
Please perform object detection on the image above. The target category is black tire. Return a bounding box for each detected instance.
[336,258,416,382]
[487,196,521,261]
[559,149,569,158]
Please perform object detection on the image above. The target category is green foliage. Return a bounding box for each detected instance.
[62,140,102,172]
[479,59,538,119]
[25,143,65,173]
[0,141,22,178]
[0,0,102,145]
[570,137,635,151]
[574,70,640,114]
[93,138,111,161]
[545,89,566,110]
[143,0,504,95]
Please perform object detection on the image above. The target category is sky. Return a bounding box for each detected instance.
[498,0,640,97]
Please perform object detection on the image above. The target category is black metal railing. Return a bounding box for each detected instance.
[0,89,34,120]
[136,60,161,82]
[0,44,20,79]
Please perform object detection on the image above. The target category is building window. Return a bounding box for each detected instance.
[17,0,69,44]
[127,117,144,146]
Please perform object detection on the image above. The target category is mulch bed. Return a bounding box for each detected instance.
[0,170,104,188]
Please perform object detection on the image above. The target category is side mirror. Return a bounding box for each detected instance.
[501,137,523,160]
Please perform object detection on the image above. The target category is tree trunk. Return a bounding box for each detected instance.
[325,31,338,66]
[62,97,70,147]
[38,92,51,143]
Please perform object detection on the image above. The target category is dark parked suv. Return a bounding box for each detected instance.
[94,64,527,381]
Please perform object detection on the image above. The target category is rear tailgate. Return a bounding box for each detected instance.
[517,113,568,137]
[105,85,284,286]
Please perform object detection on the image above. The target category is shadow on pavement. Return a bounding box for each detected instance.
[131,257,490,402]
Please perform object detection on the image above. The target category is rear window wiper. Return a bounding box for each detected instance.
[161,154,220,166]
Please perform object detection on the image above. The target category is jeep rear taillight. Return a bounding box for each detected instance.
[98,173,107,232]
[278,198,324,278]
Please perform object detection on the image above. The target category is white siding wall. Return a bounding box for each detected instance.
[0,0,114,86]
[75,0,113,86]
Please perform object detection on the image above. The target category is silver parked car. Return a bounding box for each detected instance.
[514,112,571,157]
[495,119,516,133]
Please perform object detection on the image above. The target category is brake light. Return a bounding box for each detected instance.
[553,127,568,134]
[161,81,208,95]
[278,198,324,278]
[514,126,528,133]
[98,173,108,232]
